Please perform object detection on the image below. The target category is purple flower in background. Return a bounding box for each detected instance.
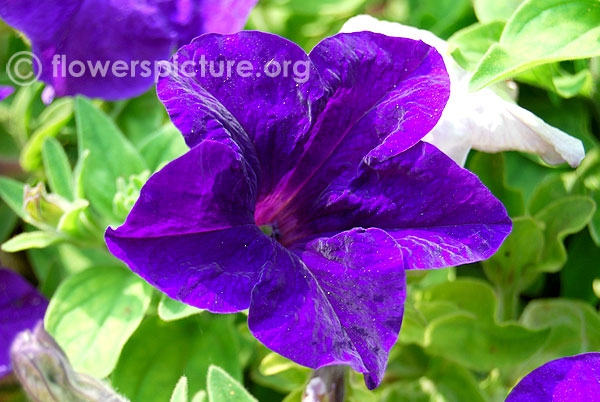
[0,0,257,100]
[105,31,511,388]
[0,85,14,100]
[0,268,48,378]
[506,353,600,402]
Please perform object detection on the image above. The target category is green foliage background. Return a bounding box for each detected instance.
[1,0,600,401]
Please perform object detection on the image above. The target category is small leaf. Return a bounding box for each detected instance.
[533,195,596,272]
[75,97,146,222]
[20,98,73,172]
[191,391,207,402]
[448,21,505,70]
[115,90,167,146]
[42,137,74,201]
[8,83,42,145]
[528,174,569,216]
[158,294,203,322]
[482,217,545,291]
[422,279,497,321]
[138,124,188,171]
[170,377,188,402]
[1,231,62,252]
[425,312,550,371]
[0,176,25,220]
[0,202,18,242]
[519,299,600,374]
[254,353,311,393]
[425,359,487,402]
[44,265,152,378]
[470,0,600,90]
[472,0,524,23]
[207,366,257,402]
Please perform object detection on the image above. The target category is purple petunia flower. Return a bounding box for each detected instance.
[0,0,257,100]
[0,268,48,378]
[105,31,512,388]
[506,353,600,401]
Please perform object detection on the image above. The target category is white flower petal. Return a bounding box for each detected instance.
[340,15,586,167]
[470,95,585,167]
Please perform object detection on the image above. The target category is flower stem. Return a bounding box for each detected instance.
[498,286,519,322]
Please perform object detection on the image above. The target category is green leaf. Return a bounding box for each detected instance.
[0,202,18,243]
[158,294,203,322]
[422,279,497,321]
[170,377,188,402]
[380,381,431,402]
[519,299,600,375]
[253,353,311,393]
[482,217,545,292]
[412,279,550,370]
[528,174,569,216]
[449,22,505,70]
[425,359,488,402]
[406,0,474,38]
[8,83,42,145]
[590,190,600,244]
[470,0,600,90]
[28,243,119,297]
[425,312,550,371]
[112,316,241,402]
[42,137,74,201]
[0,176,25,220]
[75,97,146,222]
[472,0,524,23]
[1,231,62,252]
[191,391,207,402]
[138,124,188,171]
[533,195,596,272]
[400,301,461,345]
[207,366,256,402]
[44,265,152,378]
[114,91,166,146]
[20,98,73,172]
[73,149,90,200]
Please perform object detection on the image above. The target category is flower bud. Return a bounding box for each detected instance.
[10,322,127,402]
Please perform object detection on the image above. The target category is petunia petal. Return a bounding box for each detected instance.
[1,0,173,99]
[106,225,274,313]
[0,0,257,100]
[340,15,585,168]
[506,353,600,402]
[0,86,14,101]
[275,32,448,208]
[249,228,406,389]
[256,32,450,231]
[0,269,48,378]
[160,0,257,47]
[305,142,511,269]
[105,140,262,313]
[157,31,325,196]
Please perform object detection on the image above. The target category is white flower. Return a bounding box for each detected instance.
[341,15,585,167]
